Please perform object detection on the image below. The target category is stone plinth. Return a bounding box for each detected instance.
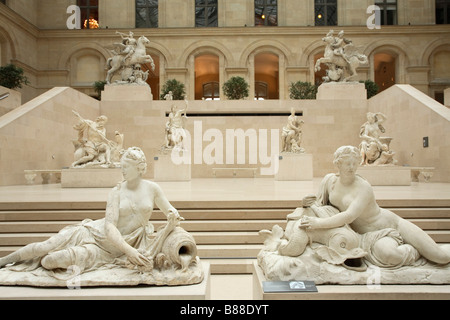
[61,168,123,188]
[154,153,191,181]
[357,166,411,186]
[276,153,313,181]
[252,262,450,300]
[101,84,153,101]
[0,262,210,300]
[317,82,367,100]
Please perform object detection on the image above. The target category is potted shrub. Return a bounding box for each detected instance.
[360,80,379,99]
[93,80,107,99]
[222,76,249,100]
[289,81,318,100]
[0,64,29,90]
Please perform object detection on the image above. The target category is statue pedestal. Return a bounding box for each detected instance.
[276,153,313,181]
[101,84,153,101]
[0,262,210,300]
[61,168,123,188]
[153,154,191,181]
[317,82,367,100]
[357,166,411,186]
[252,262,450,300]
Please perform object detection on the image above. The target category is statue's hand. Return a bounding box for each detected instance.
[299,216,322,230]
[167,210,184,226]
[126,248,153,268]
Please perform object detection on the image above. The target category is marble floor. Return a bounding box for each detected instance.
[1,178,450,206]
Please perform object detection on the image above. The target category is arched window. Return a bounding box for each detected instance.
[203,82,220,100]
[77,0,99,29]
[430,49,450,103]
[254,53,279,99]
[314,52,326,86]
[195,54,220,100]
[142,54,160,100]
[374,52,396,92]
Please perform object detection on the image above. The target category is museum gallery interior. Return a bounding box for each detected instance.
[0,0,449,301]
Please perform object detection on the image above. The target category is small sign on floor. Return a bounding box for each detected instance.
[263,280,318,293]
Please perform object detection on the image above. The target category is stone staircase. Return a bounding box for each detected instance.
[0,200,449,274]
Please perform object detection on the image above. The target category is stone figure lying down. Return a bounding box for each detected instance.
[0,147,203,287]
[258,146,450,284]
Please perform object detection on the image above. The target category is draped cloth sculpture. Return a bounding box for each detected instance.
[315,30,368,83]
[0,147,203,287]
[359,112,396,166]
[258,146,450,284]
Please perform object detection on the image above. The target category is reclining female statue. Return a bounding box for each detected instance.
[0,147,202,286]
[299,145,450,267]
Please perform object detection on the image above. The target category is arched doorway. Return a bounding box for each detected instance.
[374,52,396,93]
[254,52,279,99]
[430,48,450,104]
[195,54,220,100]
[142,54,160,100]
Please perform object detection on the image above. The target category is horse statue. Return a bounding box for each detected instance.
[315,30,368,82]
[106,33,155,85]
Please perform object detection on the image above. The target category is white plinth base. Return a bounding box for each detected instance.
[317,82,367,100]
[101,84,153,101]
[357,166,411,186]
[276,153,313,181]
[154,154,191,181]
[61,168,123,188]
[0,262,210,300]
[252,262,450,300]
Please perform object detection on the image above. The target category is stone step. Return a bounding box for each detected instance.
[0,244,264,259]
[0,209,293,221]
[1,229,450,247]
[0,220,287,233]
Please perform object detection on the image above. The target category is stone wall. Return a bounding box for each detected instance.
[0,87,99,186]
[368,85,450,182]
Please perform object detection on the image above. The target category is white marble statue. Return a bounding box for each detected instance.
[106,31,155,85]
[71,110,124,168]
[359,112,396,165]
[162,100,189,152]
[0,147,203,287]
[315,30,368,82]
[281,108,305,153]
[258,146,450,284]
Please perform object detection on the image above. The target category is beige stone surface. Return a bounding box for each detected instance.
[0,86,21,117]
[0,87,100,186]
[101,85,153,101]
[154,154,191,181]
[276,153,313,181]
[357,166,412,186]
[317,82,367,100]
[61,168,123,188]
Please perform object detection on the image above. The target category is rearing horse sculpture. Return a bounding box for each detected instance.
[106,35,155,84]
[315,30,368,82]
